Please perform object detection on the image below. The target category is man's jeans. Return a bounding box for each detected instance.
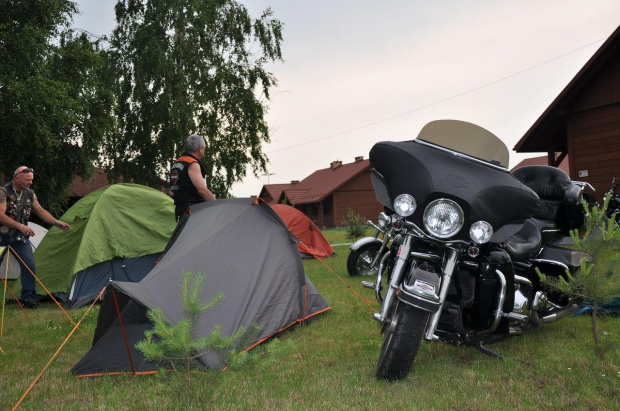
[0,234,36,298]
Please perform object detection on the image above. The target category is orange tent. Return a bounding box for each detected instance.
[271,204,335,259]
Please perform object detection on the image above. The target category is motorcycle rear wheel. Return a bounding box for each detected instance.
[375,300,430,381]
[347,242,382,276]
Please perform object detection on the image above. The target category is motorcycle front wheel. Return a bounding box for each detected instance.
[375,300,430,381]
[347,242,382,276]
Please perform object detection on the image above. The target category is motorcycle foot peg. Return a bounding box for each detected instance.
[361,281,375,290]
[373,313,384,323]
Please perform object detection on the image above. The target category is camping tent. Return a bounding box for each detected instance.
[28,222,48,249]
[1,223,49,299]
[271,204,335,259]
[72,198,330,376]
[32,184,176,308]
[1,246,21,281]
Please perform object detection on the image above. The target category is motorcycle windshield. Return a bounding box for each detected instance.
[416,120,509,168]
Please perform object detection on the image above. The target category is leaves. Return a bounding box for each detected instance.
[135,270,265,394]
[105,0,283,197]
[0,1,115,213]
[538,195,620,343]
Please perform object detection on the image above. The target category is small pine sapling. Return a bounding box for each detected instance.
[136,271,258,392]
[538,195,620,344]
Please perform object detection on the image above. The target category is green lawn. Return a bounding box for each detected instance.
[321,226,375,244]
[1,245,619,410]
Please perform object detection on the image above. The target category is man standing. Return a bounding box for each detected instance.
[0,166,70,307]
[169,135,217,220]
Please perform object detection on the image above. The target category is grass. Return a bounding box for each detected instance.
[1,244,619,410]
[320,226,375,245]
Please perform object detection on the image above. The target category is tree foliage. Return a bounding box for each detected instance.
[106,0,283,196]
[136,271,261,394]
[341,207,368,241]
[0,0,115,213]
[538,195,620,344]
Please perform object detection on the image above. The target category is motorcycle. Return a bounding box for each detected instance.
[347,212,396,276]
[364,120,588,381]
[605,178,620,226]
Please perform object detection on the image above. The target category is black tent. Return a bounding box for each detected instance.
[72,198,330,376]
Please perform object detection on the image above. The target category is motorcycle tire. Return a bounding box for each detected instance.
[347,242,382,276]
[375,300,430,381]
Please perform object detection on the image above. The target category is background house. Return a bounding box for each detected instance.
[511,155,570,175]
[515,24,620,203]
[259,157,383,228]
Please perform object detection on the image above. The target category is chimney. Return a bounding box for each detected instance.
[354,156,364,162]
[330,160,342,169]
[291,180,300,184]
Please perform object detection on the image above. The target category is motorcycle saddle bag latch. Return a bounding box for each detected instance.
[398,267,441,313]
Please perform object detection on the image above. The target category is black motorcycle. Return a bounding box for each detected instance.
[347,212,395,276]
[605,178,620,226]
[365,120,587,380]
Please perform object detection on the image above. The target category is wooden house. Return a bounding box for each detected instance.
[514,24,620,202]
[260,157,383,228]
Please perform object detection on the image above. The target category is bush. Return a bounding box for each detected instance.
[340,208,367,242]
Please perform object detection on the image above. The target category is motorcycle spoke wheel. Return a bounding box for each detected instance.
[376,300,430,381]
[347,243,381,276]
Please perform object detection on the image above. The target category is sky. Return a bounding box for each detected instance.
[73,1,620,197]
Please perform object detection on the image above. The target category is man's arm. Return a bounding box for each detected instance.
[32,194,70,232]
[188,162,216,202]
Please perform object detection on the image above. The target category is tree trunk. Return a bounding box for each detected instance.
[591,301,600,344]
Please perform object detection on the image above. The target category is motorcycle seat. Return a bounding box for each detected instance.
[530,217,556,231]
[503,219,542,261]
[512,165,584,235]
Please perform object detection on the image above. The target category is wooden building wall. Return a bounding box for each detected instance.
[332,170,383,227]
[568,102,620,202]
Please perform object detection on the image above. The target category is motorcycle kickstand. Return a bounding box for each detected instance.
[474,342,506,360]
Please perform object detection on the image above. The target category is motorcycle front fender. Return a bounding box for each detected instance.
[350,237,382,252]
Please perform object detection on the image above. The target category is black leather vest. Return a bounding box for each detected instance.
[169,153,206,205]
[0,182,34,235]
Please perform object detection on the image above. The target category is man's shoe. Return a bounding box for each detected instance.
[20,296,39,308]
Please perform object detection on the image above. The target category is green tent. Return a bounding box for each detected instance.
[32,184,176,307]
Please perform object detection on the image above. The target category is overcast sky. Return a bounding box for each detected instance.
[73,1,620,197]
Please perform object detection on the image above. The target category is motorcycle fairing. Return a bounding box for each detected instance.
[369,140,539,242]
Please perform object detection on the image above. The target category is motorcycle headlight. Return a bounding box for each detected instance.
[423,199,464,238]
[377,212,391,228]
[393,194,417,217]
[470,221,493,244]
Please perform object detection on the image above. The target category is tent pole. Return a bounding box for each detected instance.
[111,288,137,375]
[8,246,78,329]
[11,288,104,411]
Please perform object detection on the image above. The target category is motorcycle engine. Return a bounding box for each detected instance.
[456,267,476,308]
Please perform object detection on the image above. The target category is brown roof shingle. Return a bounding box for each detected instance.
[282,159,370,205]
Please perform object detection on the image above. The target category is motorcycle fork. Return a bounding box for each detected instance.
[370,228,393,268]
[374,234,413,324]
[424,248,458,341]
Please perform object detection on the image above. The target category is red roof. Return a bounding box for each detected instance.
[281,159,370,205]
[511,155,570,175]
[69,168,109,197]
[259,183,295,205]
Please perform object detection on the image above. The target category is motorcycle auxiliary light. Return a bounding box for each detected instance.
[423,199,464,239]
[377,212,391,228]
[393,194,417,217]
[469,221,493,244]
